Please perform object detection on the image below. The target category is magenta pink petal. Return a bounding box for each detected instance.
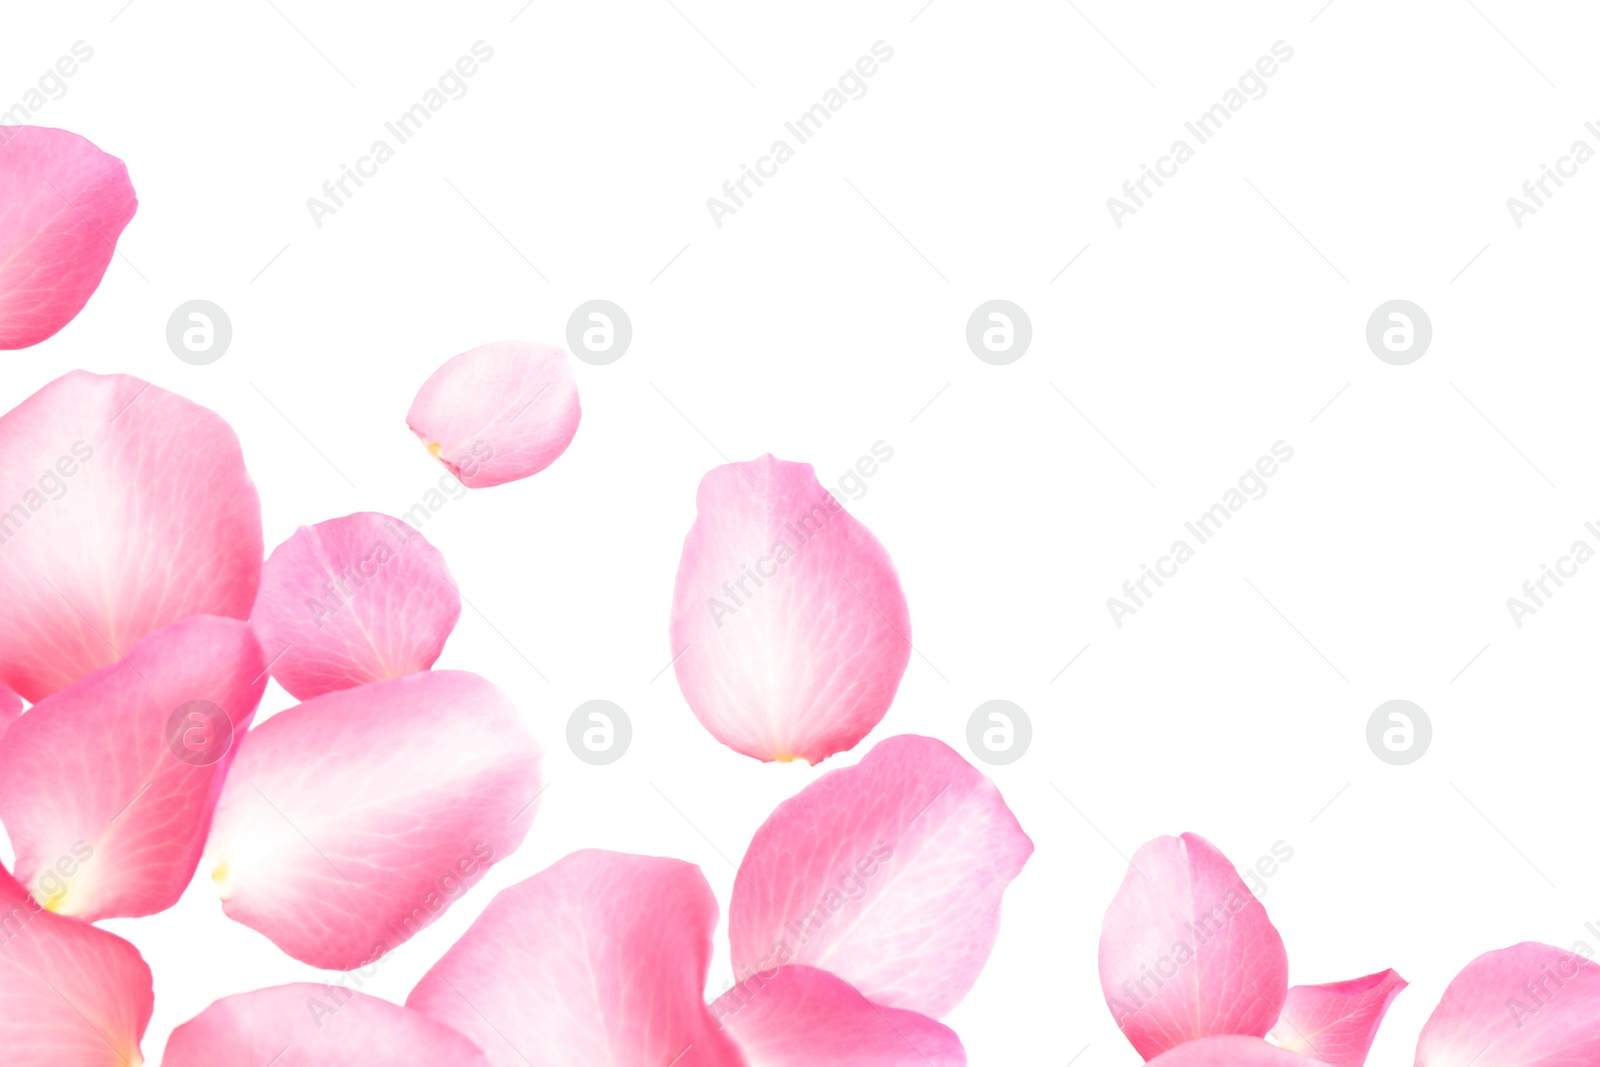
[0,615,265,920]
[406,341,580,488]
[1146,1035,1328,1067]
[0,864,153,1065]
[730,734,1032,1018]
[716,964,965,1067]
[0,680,19,740]
[206,670,541,970]
[0,126,137,350]
[164,984,490,1067]
[0,371,262,702]
[1271,970,1406,1067]
[669,454,912,764]
[1415,942,1600,1067]
[1099,832,1290,1060]
[409,850,749,1067]
[252,511,461,699]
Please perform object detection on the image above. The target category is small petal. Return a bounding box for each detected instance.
[0,126,138,350]
[1415,942,1600,1067]
[1146,1036,1327,1067]
[409,850,748,1067]
[670,454,911,763]
[730,734,1032,1018]
[207,670,541,969]
[1099,833,1289,1060]
[406,340,580,488]
[1271,970,1406,1067]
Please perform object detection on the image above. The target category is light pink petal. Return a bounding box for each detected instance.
[409,850,748,1067]
[1415,942,1600,1067]
[252,511,461,699]
[1099,832,1290,1060]
[406,341,580,488]
[716,964,965,1067]
[1272,970,1406,1067]
[164,984,490,1067]
[0,126,137,350]
[670,454,912,764]
[730,734,1032,1018]
[0,615,265,920]
[207,670,541,969]
[1146,1036,1329,1067]
[0,371,262,702]
[0,864,153,1065]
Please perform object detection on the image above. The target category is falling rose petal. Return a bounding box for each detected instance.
[206,670,541,970]
[0,864,154,1066]
[163,984,490,1067]
[1271,970,1406,1067]
[1145,1035,1327,1067]
[1415,942,1600,1067]
[0,371,262,702]
[0,126,138,350]
[729,734,1032,1018]
[1098,833,1289,1060]
[0,615,265,920]
[409,850,748,1067]
[252,511,461,699]
[715,964,965,1067]
[670,454,912,764]
[406,341,580,488]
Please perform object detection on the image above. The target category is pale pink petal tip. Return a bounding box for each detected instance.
[1098,832,1290,1060]
[1272,970,1406,1067]
[730,734,1033,1019]
[1146,1035,1327,1067]
[0,126,138,350]
[206,670,541,970]
[1416,942,1600,1067]
[163,984,490,1067]
[409,850,748,1067]
[0,370,262,702]
[406,340,580,488]
[252,511,461,699]
[670,453,911,764]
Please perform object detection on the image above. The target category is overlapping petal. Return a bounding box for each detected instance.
[1271,970,1406,1067]
[1415,942,1600,1067]
[670,455,911,764]
[0,680,19,740]
[729,734,1032,1018]
[1145,1035,1326,1067]
[206,670,541,969]
[409,850,748,1067]
[0,126,137,350]
[0,371,261,702]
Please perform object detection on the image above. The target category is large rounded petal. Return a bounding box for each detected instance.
[1098,833,1290,1060]
[716,964,965,1067]
[163,984,490,1067]
[408,850,749,1067]
[206,670,541,969]
[0,126,137,350]
[729,734,1032,1018]
[0,615,266,920]
[406,341,580,488]
[0,371,262,702]
[670,455,911,764]
[252,511,461,699]
[1272,970,1406,1067]
[1145,1036,1326,1067]
[1415,943,1600,1067]
[0,865,153,1067]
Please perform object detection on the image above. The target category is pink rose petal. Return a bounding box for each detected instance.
[1146,1035,1328,1067]
[1099,833,1290,1060]
[0,680,20,740]
[715,964,965,1067]
[163,984,490,1067]
[1415,942,1600,1067]
[0,126,137,350]
[1271,970,1406,1067]
[406,340,580,488]
[670,454,912,764]
[0,615,266,920]
[0,864,154,1065]
[0,371,262,702]
[409,850,748,1067]
[252,511,461,699]
[206,670,541,970]
[729,734,1032,1018]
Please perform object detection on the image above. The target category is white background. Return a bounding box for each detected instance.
[6,1,1600,1063]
